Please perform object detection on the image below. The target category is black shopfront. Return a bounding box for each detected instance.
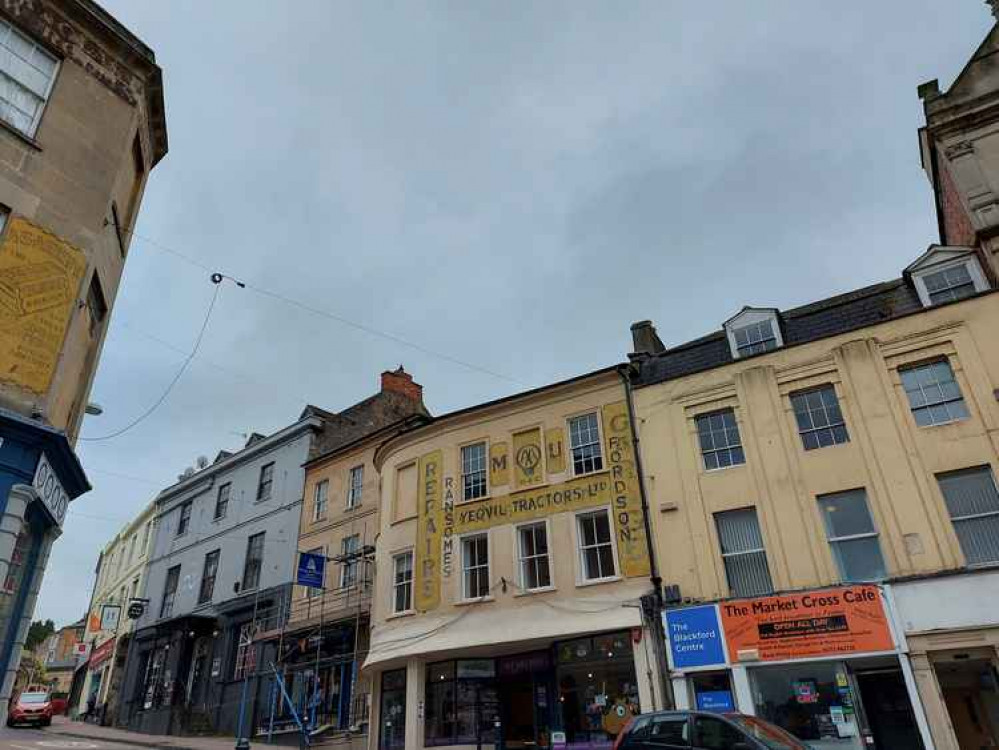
[380,629,642,750]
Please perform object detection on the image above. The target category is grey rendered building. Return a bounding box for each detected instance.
[117,410,324,736]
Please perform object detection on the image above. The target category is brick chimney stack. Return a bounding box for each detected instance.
[381,366,423,402]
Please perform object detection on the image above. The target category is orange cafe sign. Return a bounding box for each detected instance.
[719,585,894,662]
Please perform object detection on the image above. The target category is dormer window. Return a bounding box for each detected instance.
[906,245,989,308]
[724,307,783,360]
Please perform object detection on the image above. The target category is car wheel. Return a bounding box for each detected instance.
[42,718,51,727]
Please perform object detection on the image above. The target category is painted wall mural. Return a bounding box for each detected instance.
[413,400,650,611]
[0,217,87,395]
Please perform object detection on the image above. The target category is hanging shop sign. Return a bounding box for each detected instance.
[100,603,122,632]
[296,551,326,589]
[89,637,116,668]
[719,585,894,663]
[412,400,650,611]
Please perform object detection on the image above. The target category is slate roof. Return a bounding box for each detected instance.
[633,278,928,387]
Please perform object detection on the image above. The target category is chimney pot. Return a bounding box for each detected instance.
[381,366,423,402]
[630,320,666,356]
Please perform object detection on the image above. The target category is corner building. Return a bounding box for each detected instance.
[0,0,166,724]
[366,368,661,750]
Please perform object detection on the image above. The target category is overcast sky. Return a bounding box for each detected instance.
[36,2,991,626]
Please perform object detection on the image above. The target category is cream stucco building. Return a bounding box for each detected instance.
[365,368,662,750]
[77,500,156,721]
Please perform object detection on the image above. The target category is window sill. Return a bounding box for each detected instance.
[514,586,557,597]
[345,503,362,512]
[0,118,42,151]
[211,515,226,523]
[311,515,328,524]
[576,575,621,588]
[454,596,494,607]
[570,468,609,481]
[703,462,746,474]
[387,610,415,620]
[915,417,969,429]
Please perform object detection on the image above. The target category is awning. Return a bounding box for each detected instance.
[364,579,647,671]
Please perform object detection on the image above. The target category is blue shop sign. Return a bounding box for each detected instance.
[664,604,727,669]
[696,690,734,712]
[296,551,326,588]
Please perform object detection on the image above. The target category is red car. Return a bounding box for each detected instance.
[7,690,54,728]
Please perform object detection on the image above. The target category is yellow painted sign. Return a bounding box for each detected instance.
[489,441,509,487]
[0,218,87,394]
[513,428,544,489]
[603,401,650,578]
[545,427,566,475]
[413,401,651,609]
[414,450,443,612]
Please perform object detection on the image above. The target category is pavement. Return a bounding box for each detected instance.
[0,717,243,750]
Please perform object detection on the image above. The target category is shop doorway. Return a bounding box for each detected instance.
[854,669,923,750]
[935,658,999,750]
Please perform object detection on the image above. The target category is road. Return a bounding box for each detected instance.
[0,726,147,750]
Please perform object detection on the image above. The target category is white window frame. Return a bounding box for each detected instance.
[817,490,886,582]
[214,482,231,520]
[695,407,746,471]
[346,465,364,509]
[339,534,361,589]
[460,440,489,502]
[176,501,192,537]
[723,308,783,360]
[574,507,619,585]
[0,20,60,138]
[515,519,554,593]
[567,410,605,477]
[899,359,969,428]
[714,507,774,598]
[910,253,989,308]
[937,466,999,567]
[313,479,329,521]
[459,531,491,601]
[391,549,414,614]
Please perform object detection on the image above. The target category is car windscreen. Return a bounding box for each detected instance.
[726,715,810,750]
[18,693,49,704]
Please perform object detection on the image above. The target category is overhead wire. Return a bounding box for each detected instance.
[77,279,222,442]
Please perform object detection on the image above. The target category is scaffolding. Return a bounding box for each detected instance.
[248,518,375,743]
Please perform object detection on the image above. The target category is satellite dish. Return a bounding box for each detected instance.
[182,467,195,478]
[196,456,209,469]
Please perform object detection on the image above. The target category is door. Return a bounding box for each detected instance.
[502,676,538,747]
[936,659,999,750]
[854,670,923,750]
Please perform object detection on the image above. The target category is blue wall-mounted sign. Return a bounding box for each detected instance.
[296,551,326,588]
[696,690,734,712]
[664,604,727,669]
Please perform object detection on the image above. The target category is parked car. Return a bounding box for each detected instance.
[7,690,54,728]
[49,692,68,716]
[613,710,812,750]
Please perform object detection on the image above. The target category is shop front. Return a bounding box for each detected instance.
[888,570,999,750]
[377,629,645,750]
[664,585,933,750]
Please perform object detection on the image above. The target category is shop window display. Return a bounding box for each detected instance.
[556,632,640,747]
[379,669,406,750]
[752,662,864,749]
[425,660,499,746]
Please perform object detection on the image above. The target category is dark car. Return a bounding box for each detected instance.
[7,690,54,728]
[613,710,812,750]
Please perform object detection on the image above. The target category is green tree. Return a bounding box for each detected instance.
[25,619,55,652]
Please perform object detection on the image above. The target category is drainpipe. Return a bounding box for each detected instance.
[616,364,662,603]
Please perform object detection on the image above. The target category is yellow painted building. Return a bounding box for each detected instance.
[630,257,999,750]
[366,368,662,750]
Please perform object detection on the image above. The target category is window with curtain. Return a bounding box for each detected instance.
[937,466,999,566]
[715,508,773,597]
[0,19,58,137]
[899,360,969,427]
[818,490,885,581]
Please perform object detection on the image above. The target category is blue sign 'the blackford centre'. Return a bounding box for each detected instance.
[664,604,727,669]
